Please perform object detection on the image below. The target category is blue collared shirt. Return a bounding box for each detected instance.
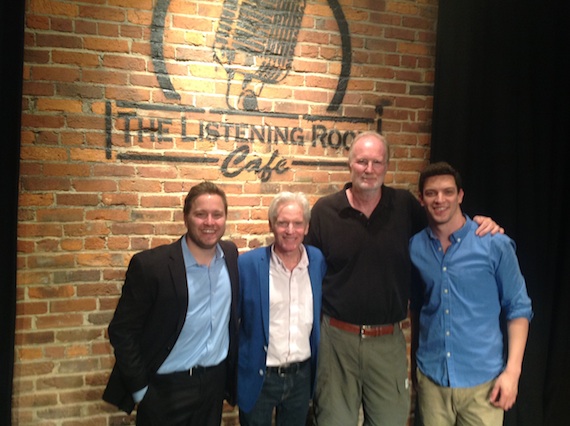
[410,216,533,388]
[157,237,231,373]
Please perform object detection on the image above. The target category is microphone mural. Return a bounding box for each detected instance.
[150,0,351,112]
[213,0,307,111]
[108,0,380,182]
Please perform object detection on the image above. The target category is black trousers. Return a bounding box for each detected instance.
[136,362,227,426]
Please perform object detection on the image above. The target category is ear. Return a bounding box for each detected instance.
[419,193,426,207]
[458,189,465,204]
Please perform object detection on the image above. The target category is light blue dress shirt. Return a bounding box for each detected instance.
[410,216,533,388]
[157,238,231,373]
[133,238,231,403]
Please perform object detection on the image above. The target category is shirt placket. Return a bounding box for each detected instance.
[440,242,456,386]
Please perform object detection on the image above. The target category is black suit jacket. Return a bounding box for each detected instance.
[102,237,239,414]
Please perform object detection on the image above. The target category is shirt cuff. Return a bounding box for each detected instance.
[133,386,148,404]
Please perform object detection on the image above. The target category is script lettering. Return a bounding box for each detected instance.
[221,145,290,182]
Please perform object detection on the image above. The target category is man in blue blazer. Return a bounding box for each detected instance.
[238,192,326,426]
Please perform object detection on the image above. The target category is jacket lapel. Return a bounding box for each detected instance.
[168,237,188,331]
[259,246,271,344]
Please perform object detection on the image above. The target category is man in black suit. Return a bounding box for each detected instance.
[103,181,239,426]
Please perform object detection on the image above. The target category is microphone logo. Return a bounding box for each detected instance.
[213,0,307,111]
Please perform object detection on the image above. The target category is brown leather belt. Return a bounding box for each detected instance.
[329,317,397,338]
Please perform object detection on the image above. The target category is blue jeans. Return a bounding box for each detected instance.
[239,360,311,426]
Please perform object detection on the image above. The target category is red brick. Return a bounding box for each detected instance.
[17,0,437,424]
[36,314,85,329]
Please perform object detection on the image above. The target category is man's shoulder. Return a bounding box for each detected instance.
[133,238,181,259]
[219,240,239,260]
[409,227,429,247]
[312,187,346,210]
[238,246,269,263]
[383,185,418,203]
[305,244,325,260]
[219,239,238,251]
[474,229,516,252]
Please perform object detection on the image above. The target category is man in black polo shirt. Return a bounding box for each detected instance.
[305,131,500,425]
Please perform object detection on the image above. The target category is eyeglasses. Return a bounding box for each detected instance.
[353,158,387,170]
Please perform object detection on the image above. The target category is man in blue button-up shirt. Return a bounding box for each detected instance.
[410,162,532,426]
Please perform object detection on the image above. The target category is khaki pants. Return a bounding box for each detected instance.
[313,316,410,426]
[416,369,504,426]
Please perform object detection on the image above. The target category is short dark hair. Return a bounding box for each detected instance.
[183,181,228,216]
[419,161,463,194]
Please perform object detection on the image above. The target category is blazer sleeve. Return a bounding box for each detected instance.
[103,240,187,413]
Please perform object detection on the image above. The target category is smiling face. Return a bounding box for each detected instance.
[270,201,309,257]
[348,135,389,194]
[420,174,465,227]
[184,193,227,251]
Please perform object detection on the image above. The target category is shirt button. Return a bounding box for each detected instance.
[259,369,264,376]
[445,309,449,314]
[447,352,451,357]
[444,289,448,294]
[446,331,450,336]
[442,266,447,272]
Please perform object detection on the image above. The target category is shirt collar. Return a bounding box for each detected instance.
[270,244,309,271]
[340,182,390,214]
[426,214,472,243]
[181,235,224,268]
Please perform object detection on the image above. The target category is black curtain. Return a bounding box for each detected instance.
[1,1,24,425]
[430,1,569,425]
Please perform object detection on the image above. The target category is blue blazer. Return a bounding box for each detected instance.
[237,245,326,413]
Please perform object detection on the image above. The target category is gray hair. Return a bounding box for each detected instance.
[348,131,390,163]
[268,192,311,225]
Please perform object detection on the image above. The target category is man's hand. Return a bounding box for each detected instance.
[473,215,505,236]
[489,369,520,411]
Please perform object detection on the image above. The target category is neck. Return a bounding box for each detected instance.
[347,186,382,217]
[274,245,302,271]
[430,214,466,252]
[186,235,216,266]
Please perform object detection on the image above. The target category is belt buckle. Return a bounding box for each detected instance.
[360,325,370,338]
[188,366,203,376]
[277,364,290,376]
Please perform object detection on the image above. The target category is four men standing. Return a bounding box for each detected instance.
[104,133,531,426]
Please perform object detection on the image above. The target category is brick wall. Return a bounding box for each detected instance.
[16,0,437,424]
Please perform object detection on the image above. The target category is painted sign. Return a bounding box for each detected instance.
[106,0,382,181]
